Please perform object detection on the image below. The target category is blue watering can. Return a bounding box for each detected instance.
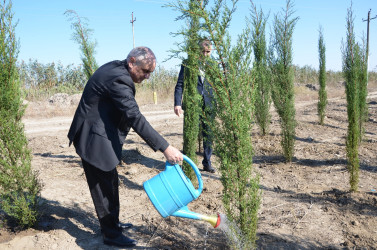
[143,155,220,228]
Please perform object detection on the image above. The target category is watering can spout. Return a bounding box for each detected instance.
[172,206,221,228]
[172,206,196,219]
[201,213,221,228]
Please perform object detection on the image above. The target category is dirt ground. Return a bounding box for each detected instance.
[0,83,376,249]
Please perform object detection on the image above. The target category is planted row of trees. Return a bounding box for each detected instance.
[169,0,374,248]
[1,0,373,243]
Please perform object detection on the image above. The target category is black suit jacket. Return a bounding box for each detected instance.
[174,64,214,109]
[68,60,169,171]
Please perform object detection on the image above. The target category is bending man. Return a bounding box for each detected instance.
[68,47,182,248]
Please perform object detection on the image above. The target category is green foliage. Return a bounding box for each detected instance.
[201,1,261,248]
[64,9,98,80]
[180,0,202,180]
[268,0,298,162]
[168,0,202,180]
[0,111,42,228]
[169,0,261,247]
[357,37,368,140]
[250,2,271,136]
[0,0,41,228]
[342,4,362,192]
[318,26,327,125]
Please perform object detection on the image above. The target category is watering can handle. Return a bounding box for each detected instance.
[183,155,203,194]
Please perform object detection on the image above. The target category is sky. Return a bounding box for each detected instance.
[12,0,377,72]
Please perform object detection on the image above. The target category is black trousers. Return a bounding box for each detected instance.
[201,115,213,168]
[81,159,122,238]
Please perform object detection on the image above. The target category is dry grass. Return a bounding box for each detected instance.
[24,101,78,118]
[135,87,175,106]
[23,88,175,119]
[294,86,318,102]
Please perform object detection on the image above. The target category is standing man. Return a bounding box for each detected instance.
[68,47,183,248]
[174,39,215,173]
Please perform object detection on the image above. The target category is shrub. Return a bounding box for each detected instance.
[268,0,298,162]
[0,0,41,228]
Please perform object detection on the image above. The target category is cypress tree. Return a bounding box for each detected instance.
[318,26,327,125]
[64,10,98,80]
[181,0,202,180]
[250,2,271,136]
[342,3,360,192]
[170,1,261,247]
[168,0,202,180]
[358,37,368,141]
[0,0,41,228]
[269,0,298,162]
[200,1,261,248]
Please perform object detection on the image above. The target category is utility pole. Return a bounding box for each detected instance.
[130,12,136,48]
[363,9,377,81]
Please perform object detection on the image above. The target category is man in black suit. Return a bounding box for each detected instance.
[68,47,183,247]
[174,39,215,173]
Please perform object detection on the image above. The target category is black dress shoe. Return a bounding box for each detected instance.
[118,222,133,230]
[103,234,137,247]
[203,165,216,173]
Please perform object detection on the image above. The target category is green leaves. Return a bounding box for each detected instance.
[0,0,41,229]
[170,1,261,247]
[64,10,98,80]
[268,0,297,162]
[341,4,368,192]
[318,26,327,125]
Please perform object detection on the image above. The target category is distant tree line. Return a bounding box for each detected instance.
[17,58,377,102]
[18,60,86,90]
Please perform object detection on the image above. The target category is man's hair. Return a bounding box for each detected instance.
[126,46,156,66]
[199,38,211,49]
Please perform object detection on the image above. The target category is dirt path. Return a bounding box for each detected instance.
[1,88,376,249]
[23,109,178,135]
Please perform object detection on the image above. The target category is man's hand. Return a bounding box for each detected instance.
[163,145,183,165]
[174,106,183,117]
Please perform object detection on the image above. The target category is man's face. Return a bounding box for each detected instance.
[128,58,156,83]
[201,44,212,58]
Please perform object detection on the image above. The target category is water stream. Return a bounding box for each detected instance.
[217,213,247,249]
